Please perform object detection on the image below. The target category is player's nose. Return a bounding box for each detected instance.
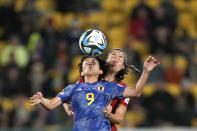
[88,62,93,66]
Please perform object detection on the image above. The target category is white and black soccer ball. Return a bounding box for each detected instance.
[79,29,107,56]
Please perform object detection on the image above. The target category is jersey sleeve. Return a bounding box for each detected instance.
[115,81,130,107]
[111,83,126,99]
[119,98,130,107]
[56,84,75,103]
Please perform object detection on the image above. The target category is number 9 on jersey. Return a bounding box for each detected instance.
[86,93,94,105]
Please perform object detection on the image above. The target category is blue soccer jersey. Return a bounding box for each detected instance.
[57,81,126,131]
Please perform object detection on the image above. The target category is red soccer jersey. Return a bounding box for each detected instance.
[110,81,130,131]
[78,77,130,131]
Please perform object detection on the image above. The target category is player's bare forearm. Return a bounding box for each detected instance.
[123,70,149,97]
[40,98,52,110]
[107,113,124,124]
[106,104,127,124]
[30,92,62,110]
[40,97,62,110]
[63,103,73,116]
[133,70,149,97]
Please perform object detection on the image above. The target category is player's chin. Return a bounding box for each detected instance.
[109,62,116,66]
[86,69,93,73]
[111,67,121,72]
[85,71,95,75]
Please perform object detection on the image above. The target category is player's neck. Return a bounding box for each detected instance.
[104,71,116,82]
[84,75,99,83]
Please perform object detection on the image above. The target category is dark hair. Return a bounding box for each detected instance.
[109,48,140,81]
[78,55,108,81]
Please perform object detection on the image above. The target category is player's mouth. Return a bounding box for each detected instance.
[88,66,94,70]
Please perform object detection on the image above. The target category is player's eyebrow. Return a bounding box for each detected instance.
[83,58,94,63]
[92,58,99,63]
[84,59,88,62]
[119,55,124,58]
[92,58,97,61]
[84,58,90,62]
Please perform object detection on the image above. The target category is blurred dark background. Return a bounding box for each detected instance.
[0,0,197,130]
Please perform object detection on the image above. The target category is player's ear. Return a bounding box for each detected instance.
[122,64,125,69]
[81,71,84,76]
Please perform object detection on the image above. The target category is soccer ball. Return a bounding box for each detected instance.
[79,29,107,56]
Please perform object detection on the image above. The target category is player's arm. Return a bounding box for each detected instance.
[123,56,160,98]
[62,78,83,116]
[104,104,127,124]
[30,92,62,110]
[63,103,73,116]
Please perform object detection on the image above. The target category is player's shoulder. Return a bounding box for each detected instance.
[73,83,84,88]
[114,81,128,87]
[58,84,76,95]
[97,80,127,87]
[68,84,77,87]
[63,84,78,90]
[96,80,109,84]
[98,80,117,86]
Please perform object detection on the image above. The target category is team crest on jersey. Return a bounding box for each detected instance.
[98,85,104,92]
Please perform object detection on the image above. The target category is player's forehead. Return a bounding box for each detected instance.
[83,57,99,64]
[109,50,125,58]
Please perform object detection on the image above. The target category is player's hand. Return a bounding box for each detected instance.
[143,56,160,73]
[30,92,43,106]
[103,105,112,118]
